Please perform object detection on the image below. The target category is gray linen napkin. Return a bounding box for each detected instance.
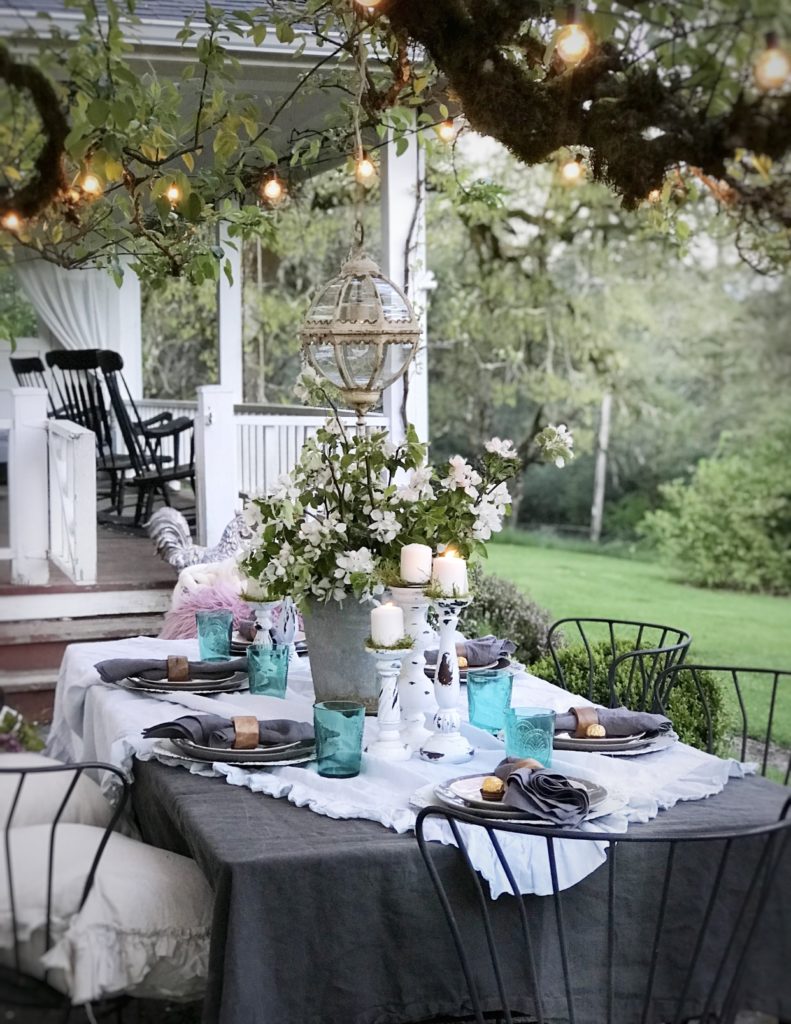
[494,757,590,826]
[425,636,515,668]
[554,707,672,738]
[96,657,248,684]
[142,714,314,747]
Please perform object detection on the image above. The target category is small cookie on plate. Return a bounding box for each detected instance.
[479,776,505,801]
[586,723,606,738]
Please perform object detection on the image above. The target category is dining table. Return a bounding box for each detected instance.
[46,635,791,1024]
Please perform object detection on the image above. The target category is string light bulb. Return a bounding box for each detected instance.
[353,0,381,5]
[80,173,102,197]
[165,183,181,204]
[560,155,585,183]
[354,151,377,185]
[647,188,662,203]
[755,32,791,91]
[556,22,592,65]
[260,169,286,205]
[436,118,457,143]
[1,211,21,232]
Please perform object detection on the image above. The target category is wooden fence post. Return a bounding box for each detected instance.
[195,385,239,547]
[9,387,49,585]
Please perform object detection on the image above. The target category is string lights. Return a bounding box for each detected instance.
[754,32,791,91]
[555,6,592,66]
[436,118,457,143]
[80,173,102,197]
[647,188,662,203]
[354,150,377,185]
[165,183,181,204]
[1,211,21,232]
[560,154,585,183]
[260,168,286,205]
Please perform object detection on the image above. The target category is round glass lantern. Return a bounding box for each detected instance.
[300,253,422,422]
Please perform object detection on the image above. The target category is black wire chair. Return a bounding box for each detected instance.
[546,617,692,710]
[657,663,791,783]
[0,761,129,1016]
[415,803,791,1024]
[97,349,195,526]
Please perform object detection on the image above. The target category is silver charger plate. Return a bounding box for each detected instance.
[601,732,678,757]
[448,773,607,811]
[171,737,315,764]
[116,672,249,696]
[153,743,315,768]
[554,731,647,753]
[434,774,610,823]
[423,659,500,684]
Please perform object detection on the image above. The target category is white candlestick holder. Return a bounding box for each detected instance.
[365,646,413,762]
[419,596,475,765]
[389,586,437,748]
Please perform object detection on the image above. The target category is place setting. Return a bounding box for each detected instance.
[143,713,317,768]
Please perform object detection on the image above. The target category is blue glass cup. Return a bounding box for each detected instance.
[313,700,365,779]
[248,643,290,697]
[196,610,233,661]
[504,706,556,767]
[467,668,514,735]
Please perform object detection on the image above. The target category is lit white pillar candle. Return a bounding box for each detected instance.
[400,543,433,584]
[432,549,468,597]
[371,602,405,647]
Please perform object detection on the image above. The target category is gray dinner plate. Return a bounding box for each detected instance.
[172,737,315,764]
[434,774,607,823]
[153,744,315,768]
[117,672,249,696]
[554,732,651,753]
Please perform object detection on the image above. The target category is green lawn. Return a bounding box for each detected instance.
[486,537,791,747]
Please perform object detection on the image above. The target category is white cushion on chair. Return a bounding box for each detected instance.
[0,754,113,829]
[0,823,212,1004]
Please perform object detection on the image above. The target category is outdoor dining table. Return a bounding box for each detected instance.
[47,636,791,1024]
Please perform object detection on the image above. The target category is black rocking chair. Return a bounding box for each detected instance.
[416,803,791,1024]
[96,349,195,526]
[546,616,692,710]
[10,354,67,418]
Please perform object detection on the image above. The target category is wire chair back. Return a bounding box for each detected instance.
[415,802,791,1024]
[657,663,791,783]
[547,617,691,710]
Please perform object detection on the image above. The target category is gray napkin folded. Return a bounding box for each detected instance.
[142,714,314,748]
[494,757,590,826]
[554,707,672,738]
[425,636,515,668]
[96,657,248,684]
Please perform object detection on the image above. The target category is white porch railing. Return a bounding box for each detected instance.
[47,418,97,585]
[4,388,49,585]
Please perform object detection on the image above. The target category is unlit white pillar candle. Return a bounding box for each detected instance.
[371,602,405,647]
[432,550,468,596]
[400,543,433,584]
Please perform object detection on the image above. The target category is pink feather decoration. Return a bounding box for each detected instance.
[159,581,254,640]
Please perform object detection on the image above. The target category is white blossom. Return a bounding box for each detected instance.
[242,500,263,531]
[472,501,504,540]
[396,466,435,503]
[443,455,481,498]
[335,547,376,577]
[293,364,323,404]
[484,437,519,460]
[370,509,402,543]
[535,423,575,468]
[272,474,301,503]
[298,519,323,546]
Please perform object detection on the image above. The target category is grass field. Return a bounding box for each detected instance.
[486,534,791,747]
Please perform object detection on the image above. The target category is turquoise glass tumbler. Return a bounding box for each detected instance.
[504,706,556,767]
[195,610,233,661]
[248,643,290,697]
[467,668,514,735]
[313,700,365,779]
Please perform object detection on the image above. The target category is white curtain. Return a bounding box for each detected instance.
[15,261,116,352]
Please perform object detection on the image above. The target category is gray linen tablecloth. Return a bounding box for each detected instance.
[132,762,791,1024]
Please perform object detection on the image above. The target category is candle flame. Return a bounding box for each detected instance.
[441,547,459,559]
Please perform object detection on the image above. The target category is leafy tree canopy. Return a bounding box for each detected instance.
[1,0,790,282]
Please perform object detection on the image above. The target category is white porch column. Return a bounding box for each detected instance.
[195,385,239,547]
[380,128,429,445]
[110,263,142,398]
[217,223,244,402]
[8,387,49,585]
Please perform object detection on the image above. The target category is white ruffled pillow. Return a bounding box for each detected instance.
[0,754,113,829]
[0,823,212,1004]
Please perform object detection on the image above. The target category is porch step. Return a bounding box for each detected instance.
[0,611,166,723]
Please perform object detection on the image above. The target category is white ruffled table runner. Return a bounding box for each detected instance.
[47,635,751,896]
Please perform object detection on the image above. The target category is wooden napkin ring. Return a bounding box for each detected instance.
[570,706,599,738]
[232,716,259,750]
[167,656,190,682]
